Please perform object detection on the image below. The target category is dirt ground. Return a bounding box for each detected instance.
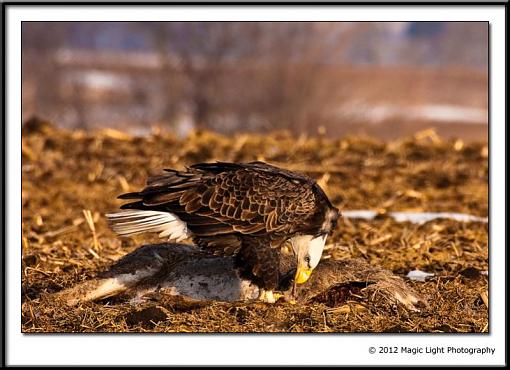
[21,117,489,333]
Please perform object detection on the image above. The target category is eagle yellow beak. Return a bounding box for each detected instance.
[295,267,313,284]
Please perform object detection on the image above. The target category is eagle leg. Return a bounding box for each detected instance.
[235,236,281,297]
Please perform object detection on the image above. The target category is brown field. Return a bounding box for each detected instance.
[21,118,488,333]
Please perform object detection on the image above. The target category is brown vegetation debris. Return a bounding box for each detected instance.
[21,119,488,333]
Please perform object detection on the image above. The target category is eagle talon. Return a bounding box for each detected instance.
[258,289,282,303]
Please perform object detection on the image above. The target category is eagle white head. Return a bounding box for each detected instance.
[289,208,339,289]
[290,233,327,284]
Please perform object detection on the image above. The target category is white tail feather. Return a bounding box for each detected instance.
[106,210,190,241]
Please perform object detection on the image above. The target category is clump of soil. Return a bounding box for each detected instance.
[22,117,488,333]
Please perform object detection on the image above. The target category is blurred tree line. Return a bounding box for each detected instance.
[22,22,488,134]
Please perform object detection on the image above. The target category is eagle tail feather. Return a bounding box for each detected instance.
[106,210,189,241]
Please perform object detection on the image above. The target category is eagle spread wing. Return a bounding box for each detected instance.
[117,162,325,248]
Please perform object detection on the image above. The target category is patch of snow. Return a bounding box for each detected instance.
[336,102,488,125]
[406,270,435,282]
[342,210,488,224]
[67,70,130,90]
[341,210,378,220]
[389,211,488,224]
[410,104,487,124]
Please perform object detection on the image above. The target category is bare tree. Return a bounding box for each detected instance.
[22,22,70,122]
[249,22,373,133]
[146,22,352,133]
[26,22,485,135]
[148,22,254,129]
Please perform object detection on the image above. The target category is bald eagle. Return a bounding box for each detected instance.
[106,161,340,303]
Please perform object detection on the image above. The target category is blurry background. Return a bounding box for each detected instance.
[22,21,488,141]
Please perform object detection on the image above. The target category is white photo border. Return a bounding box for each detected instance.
[5,4,506,366]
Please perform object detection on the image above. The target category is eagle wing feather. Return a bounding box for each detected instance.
[119,162,325,257]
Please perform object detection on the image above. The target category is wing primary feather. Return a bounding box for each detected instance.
[117,192,141,200]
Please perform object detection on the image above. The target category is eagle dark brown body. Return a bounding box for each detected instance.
[109,161,340,294]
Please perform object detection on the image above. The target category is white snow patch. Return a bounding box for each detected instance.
[336,102,487,125]
[412,104,487,124]
[341,210,378,220]
[342,210,488,224]
[406,270,435,282]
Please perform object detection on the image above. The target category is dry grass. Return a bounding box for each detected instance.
[21,117,488,333]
